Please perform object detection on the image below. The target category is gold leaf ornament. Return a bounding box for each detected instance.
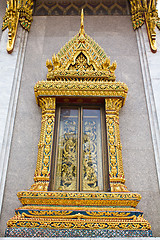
[102,57,110,70]
[46,59,53,72]
[52,54,61,70]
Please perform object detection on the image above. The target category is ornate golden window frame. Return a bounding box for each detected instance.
[31,81,128,193]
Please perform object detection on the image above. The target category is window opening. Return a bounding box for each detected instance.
[50,105,108,192]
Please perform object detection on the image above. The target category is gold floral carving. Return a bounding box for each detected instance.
[30,97,56,191]
[7,214,151,230]
[16,191,142,210]
[105,98,128,192]
[2,0,33,53]
[34,81,128,105]
[15,210,136,220]
[130,0,160,53]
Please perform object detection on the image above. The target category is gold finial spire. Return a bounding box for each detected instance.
[80,9,84,34]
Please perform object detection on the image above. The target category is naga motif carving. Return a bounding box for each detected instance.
[130,0,160,53]
[2,0,33,53]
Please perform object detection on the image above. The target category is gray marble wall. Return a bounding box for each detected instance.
[0,16,159,237]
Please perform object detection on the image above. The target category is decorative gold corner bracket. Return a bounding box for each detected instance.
[2,0,33,53]
[130,0,160,53]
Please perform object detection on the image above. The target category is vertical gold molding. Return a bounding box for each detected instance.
[30,97,56,191]
[105,98,129,192]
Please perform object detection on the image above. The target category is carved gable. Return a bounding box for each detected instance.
[46,11,117,81]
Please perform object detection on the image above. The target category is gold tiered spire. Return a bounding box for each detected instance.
[80,9,84,34]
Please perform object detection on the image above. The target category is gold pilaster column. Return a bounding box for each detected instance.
[105,98,128,192]
[30,97,56,191]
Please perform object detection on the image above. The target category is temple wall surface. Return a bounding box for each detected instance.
[0,15,160,237]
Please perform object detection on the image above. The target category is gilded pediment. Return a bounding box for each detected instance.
[46,10,116,82]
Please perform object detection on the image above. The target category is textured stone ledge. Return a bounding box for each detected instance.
[5,228,152,238]
[0,237,160,240]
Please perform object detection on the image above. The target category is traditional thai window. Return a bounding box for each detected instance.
[6,11,152,238]
[50,105,109,192]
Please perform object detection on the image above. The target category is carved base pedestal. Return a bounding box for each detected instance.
[6,191,152,237]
